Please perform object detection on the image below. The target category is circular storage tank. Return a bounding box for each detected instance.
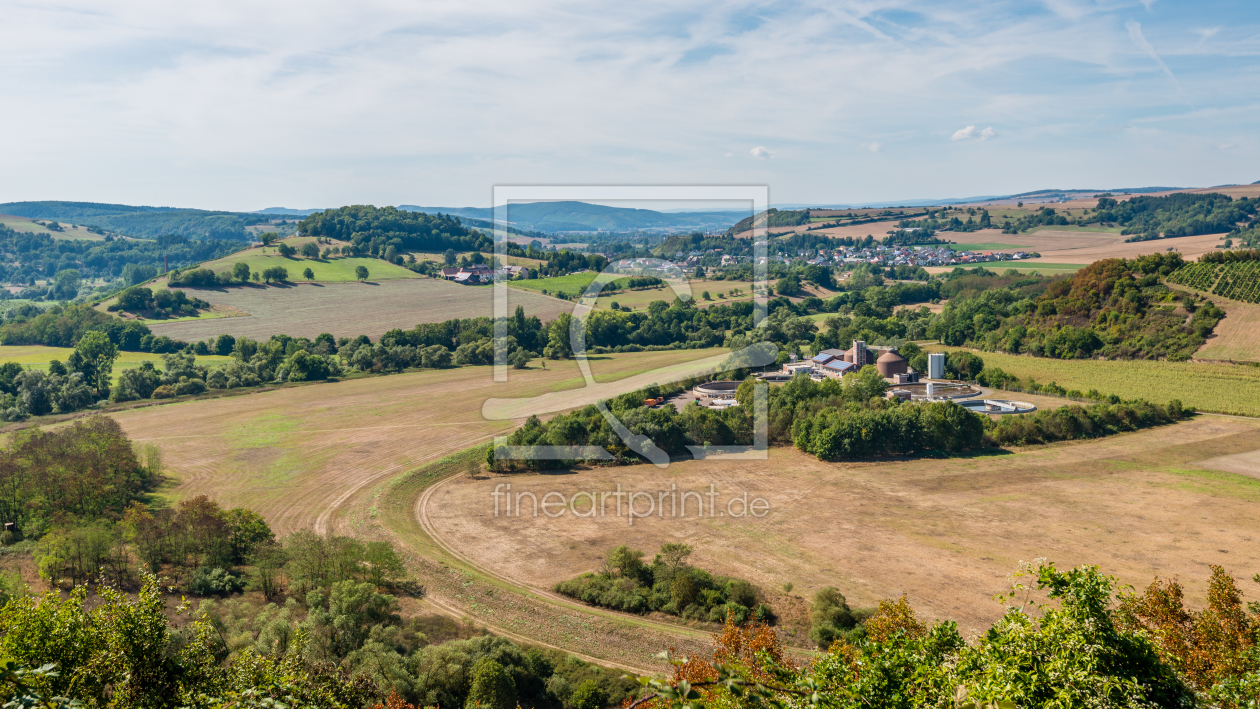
[956,399,1036,415]
[876,350,908,377]
[693,380,742,399]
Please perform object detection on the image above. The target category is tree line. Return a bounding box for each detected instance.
[0,222,243,299]
[0,417,641,709]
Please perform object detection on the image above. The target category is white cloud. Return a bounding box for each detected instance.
[951,125,997,141]
[725,152,734,158]
[0,1,1252,207]
[860,141,882,152]
[750,146,775,159]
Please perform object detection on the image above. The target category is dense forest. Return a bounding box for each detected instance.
[723,208,811,236]
[0,201,270,240]
[298,206,493,255]
[925,254,1222,360]
[0,223,244,292]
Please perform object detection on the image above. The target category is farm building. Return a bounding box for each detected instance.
[442,265,495,284]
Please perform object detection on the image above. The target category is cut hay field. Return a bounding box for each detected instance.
[595,279,754,312]
[0,345,232,383]
[0,214,110,240]
[144,278,573,342]
[948,243,1025,251]
[111,347,731,528]
[110,347,735,670]
[508,272,601,298]
[195,249,419,283]
[423,415,1260,633]
[926,262,1082,275]
[1193,297,1260,363]
[928,346,1260,417]
[415,252,545,268]
[508,274,752,309]
[942,228,1227,264]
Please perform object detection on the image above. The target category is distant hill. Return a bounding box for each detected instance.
[400,201,745,233]
[0,201,265,240]
[253,207,324,216]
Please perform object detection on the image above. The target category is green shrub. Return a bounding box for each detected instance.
[189,566,244,596]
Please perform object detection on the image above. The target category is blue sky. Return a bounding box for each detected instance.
[1,0,1258,210]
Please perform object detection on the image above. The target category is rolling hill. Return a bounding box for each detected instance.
[400,201,746,233]
[0,201,269,240]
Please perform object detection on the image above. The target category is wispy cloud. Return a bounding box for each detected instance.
[0,1,1255,207]
[750,146,775,159]
[1126,19,1187,100]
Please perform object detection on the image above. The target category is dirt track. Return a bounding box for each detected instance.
[108,350,734,671]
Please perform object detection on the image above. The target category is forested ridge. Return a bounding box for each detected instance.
[0,201,270,240]
[999,192,1259,242]
[298,206,493,255]
[0,222,244,292]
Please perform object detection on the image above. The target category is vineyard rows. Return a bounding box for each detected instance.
[1167,261,1260,303]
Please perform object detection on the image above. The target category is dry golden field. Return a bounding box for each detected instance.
[110,348,731,531]
[1194,296,1260,362]
[103,344,1260,669]
[941,228,1227,264]
[143,278,573,342]
[424,416,1260,634]
[108,348,735,671]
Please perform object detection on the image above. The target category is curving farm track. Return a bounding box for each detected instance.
[107,350,733,671]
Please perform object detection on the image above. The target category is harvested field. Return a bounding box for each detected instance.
[927,228,1225,265]
[926,262,1082,275]
[109,347,733,671]
[594,280,753,312]
[145,278,572,341]
[928,346,1260,417]
[1194,296,1260,362]
[424,415,1260,633]
[109,348,731,533]
[1031,231,1226,264]
[948,243,1025,251]
[0,214,109,240]
[895,301,947,315]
